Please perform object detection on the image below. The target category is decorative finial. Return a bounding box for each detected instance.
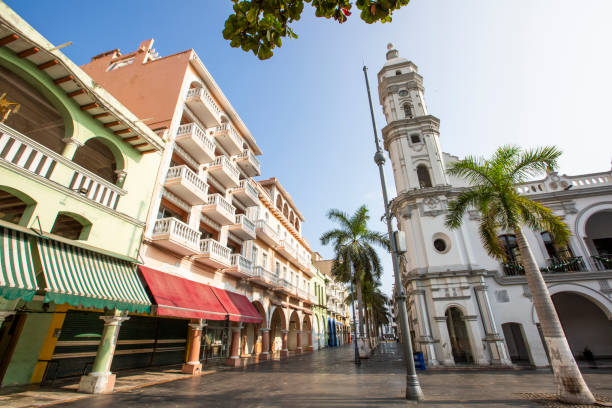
[387,43,394,50]
[386,43,399,61]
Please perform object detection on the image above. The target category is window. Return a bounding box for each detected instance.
[72,138,120,184]
[433,238,447,253]
[416,164,433,188]
[403,103,413,119]
[283,266,287,279]
[157,205,182,221]
[395,70,402,75]
[399,89,408,97]
[252,246,258,264]
[541,231,573,259]
[0,189,33,225]
[275,262,281,276]
[410,134,421,144]
[499,234,521,263]
[51,213,90,240]
[262,252,268,268]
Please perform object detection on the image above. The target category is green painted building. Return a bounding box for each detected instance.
[311,255,328,350]
[0,3,164,391]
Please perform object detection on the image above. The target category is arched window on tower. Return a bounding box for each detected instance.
[403,103,413,119]
[416,165,432,188]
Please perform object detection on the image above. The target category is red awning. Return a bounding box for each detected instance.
[210,287,263,324]
[139,266,227,321]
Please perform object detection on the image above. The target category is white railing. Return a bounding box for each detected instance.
[214,123,242,149]
[166,165,208,195]
[238,149,261,168]
[235,214,256,234]
[253,266,278,284]
[187,87,221,116]
[153,217,200,247]
[207,194,236,216]
[212,155,240,181]
[298,253,311,268]
[278,239,297,259]
[255,220,279,241]
[200,238,231,261]
[517,171,612,195]
[280,278,295,291]
[230,254,253,275]
[176,123,215,153]
[241,179,259,198]
[0,123,126,211]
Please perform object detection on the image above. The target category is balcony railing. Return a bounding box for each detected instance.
[175,123,216,164]
[502,261,525,276]
[203,194,236,225]
[165,165,208,205]
[152,217,200,254]
[208,193,235,216]
[236,214,256,233]
[542,257,588,273]
[200,238,231,266]
[186,87,222,126]
[229,254,254,276]
[208,155,240,188]
[255,220,279,246]
[230,214,256,241]
[252,266,278,286]
[0,123,125,211]
[516,171,612,195]
[591,255,612,271]
[235,149,261,177]
[231,178,259,207]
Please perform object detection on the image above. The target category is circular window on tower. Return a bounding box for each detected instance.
[432,233,451,254]
[399,89,408,97]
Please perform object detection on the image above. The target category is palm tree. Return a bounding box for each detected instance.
[445,145,595,404]
[320,205,389,352]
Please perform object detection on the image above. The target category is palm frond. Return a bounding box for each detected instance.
[511,146,562,183]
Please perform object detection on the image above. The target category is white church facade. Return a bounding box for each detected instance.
[379,45,612,368]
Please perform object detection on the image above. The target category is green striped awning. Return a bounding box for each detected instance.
[37,238,151,313]
[0,227,39,301]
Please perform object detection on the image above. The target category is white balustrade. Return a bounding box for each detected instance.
[253,266,278,284]
[200,238,231,261]
[0,130,57,178]
[153,217,200,247]
[166,165,208,194]
[212,155,240,181]
[256,220,279,242]
[238,149,261,168]
[235,214,256,232]
[214,124,242,149]
[177,123,216,153]
[241,179,259,198]
[207,193,236,216]
[187,87,221,115]
[231,253,253,275]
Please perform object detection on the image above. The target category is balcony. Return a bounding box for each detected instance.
[197,238,231,268]
[207,155,240,189]
[202,194,236,225]
[164,165,208,205]
[185,87,222,127]
[297,253,311,272]
[229,214,256,241]
[250,266,278,288]
[276,239,298,263]
[151,217,200,255]
[212,124,243,156]
[231,179,259,207]
[274,278,295,296]
[255,220,279,246]
[225,254,254,278]
[175,123,216,165]
[592,255,612,271]
[0,122,125,211]
[542,257,588,273]
[234,149,261,177]
[297,288,313,304]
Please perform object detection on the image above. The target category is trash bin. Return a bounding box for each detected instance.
[413,352,426,370]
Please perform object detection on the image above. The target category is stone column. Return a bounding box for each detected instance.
[78,311,129,394]
[182,319,206,375]
[306,330,313,351]
[474,284,512,366]
[259,328,270,360]
[61,137,83,159]
[434,316,455,366]
[413,289,439,366]
[226,324,242,367]
[280,329,289,358]
[296,330,303,353]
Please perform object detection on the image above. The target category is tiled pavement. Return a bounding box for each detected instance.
[3,343,612,407]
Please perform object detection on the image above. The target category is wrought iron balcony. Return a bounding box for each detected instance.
[591,255,612,271]
[542,257,588,273]
[152,217,200,255]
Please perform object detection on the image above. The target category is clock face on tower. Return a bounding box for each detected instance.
[399,90,408,97]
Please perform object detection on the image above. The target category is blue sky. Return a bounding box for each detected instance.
[7,0,612,295]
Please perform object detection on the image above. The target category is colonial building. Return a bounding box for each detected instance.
[0,3,164,392]
[311,252,329,350]
[313,257,351,347]
[81,38,317,375]
[378,44,612,367]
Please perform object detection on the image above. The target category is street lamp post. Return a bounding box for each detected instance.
[363,65,424,401]
[348,253,361,364]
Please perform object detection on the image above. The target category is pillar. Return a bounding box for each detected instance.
[226,324,242,367]
[474,284,512,366]
[413,289,439,366]
[61,137,83,159]
[280,329,289,358]
[434,316,455,366]
[182,319,206,375]
[306,330,313,352]
[296,330,302,353]
[78,311,129,394]
[260,328,270,360]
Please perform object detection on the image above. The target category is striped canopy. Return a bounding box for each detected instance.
[0,226,38,301]
[37,238,151,313]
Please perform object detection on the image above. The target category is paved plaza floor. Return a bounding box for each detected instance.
[50,343,612,407]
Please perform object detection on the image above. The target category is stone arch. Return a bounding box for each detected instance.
[283,202,289,218]
[549,289,612,361]
[72,137,124,184]
[276,195,282,211]
[51,211,92,240]
[0,61,74,154]
[403,103,413,119]
[0,185,36,226]
[444,305,474,364]
[547,283,612,320]
[252,300,267,327]
[269,305,287,353]
[501,322,533,366]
